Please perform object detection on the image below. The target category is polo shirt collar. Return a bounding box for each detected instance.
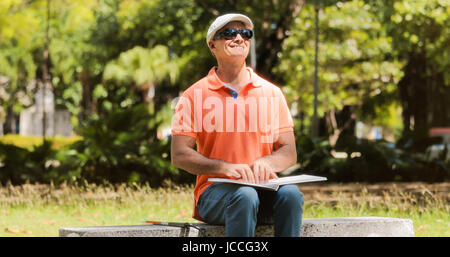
[207,66,262,91]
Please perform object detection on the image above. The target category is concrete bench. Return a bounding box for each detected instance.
[59,217,414,237]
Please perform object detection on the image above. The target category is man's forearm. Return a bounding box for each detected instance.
[172,146,224,176]
[257,144,297,173]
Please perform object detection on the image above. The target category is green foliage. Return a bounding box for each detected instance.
[0,45,37,121]
[103,45,179,89]
[0,140,55,184]
[0,0,448,185]
[382,0,449,81]
[295,133,449,182]
[111,0,208,90]
[53,104,193,186]
[276,0,403,133]
[370,0,449,150]
[0,105,194,186]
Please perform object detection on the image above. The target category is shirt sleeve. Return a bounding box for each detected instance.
[275,87,294,134]
[171,93,197,139]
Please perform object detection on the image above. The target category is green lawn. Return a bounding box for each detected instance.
[1,183,197,237]
[1,182,448,237]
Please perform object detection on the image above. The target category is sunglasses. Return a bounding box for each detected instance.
[213,28,253,40]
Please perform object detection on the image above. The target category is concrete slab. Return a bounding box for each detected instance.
[59,217,414,237]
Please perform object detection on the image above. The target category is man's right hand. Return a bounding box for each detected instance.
[171,135,259,183]
[220,162,257,184]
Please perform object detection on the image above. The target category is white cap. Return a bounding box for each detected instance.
[206,13,254,45]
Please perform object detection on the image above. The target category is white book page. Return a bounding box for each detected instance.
[208,174,326,191]
[267,174,327,185]
[207,178,279,191]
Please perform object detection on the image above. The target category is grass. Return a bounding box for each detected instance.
[0,181,448,237]
[0,181,197,237]
[300,182,449,237]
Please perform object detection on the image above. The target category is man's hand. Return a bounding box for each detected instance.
[221,162,257,184]
[251,159,278,184]
[171,131,296,185]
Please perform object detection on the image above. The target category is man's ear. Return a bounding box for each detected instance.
[208,41,216,56]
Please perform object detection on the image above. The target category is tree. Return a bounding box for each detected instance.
[53,0,202,124]
[370,0,450,151]
[0,0,98,132]
[275,0,403,145]
[103,45,179,110]
[0,0,42,133]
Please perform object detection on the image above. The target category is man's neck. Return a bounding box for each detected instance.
[215,60,249,91]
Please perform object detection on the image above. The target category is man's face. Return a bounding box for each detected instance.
[209,21,251,61]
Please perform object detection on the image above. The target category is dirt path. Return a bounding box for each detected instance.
[298,182,449,203]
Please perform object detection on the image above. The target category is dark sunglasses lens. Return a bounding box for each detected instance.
[222,28,237,39]
[216,28,253,40]
[240,29,253,39]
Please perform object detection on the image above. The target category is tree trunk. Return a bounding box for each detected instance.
[80,69,92,122]
[326,106,356,148]
[397,51,432,151]
[255,0,305,83]
[4,105,17,134]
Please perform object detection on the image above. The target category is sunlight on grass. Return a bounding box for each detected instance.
[0,182,197,237]
[0,182,448,237]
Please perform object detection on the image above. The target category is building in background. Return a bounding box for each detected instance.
[19,83,72,137]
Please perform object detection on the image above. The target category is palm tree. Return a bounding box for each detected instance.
[103,45,179,107]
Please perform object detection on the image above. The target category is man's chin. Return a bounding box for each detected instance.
[225,51,249,58]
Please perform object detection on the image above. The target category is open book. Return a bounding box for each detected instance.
[208,174,327,191]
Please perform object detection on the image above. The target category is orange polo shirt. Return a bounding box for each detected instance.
[171,66,294,221]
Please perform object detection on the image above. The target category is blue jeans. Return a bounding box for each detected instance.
[197,183,304,237]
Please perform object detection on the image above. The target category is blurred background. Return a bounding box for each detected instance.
[0,0,449,186]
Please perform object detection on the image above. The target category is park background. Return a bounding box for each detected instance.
[0,0,448,236]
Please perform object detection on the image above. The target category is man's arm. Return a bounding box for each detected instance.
[171,135,258,183]
[251,131,297,183]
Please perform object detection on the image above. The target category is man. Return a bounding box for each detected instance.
[171,13,304,237]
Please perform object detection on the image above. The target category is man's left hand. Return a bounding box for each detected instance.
[251,159,278,184]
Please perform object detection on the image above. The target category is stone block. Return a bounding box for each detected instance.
[59,217,414,237]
